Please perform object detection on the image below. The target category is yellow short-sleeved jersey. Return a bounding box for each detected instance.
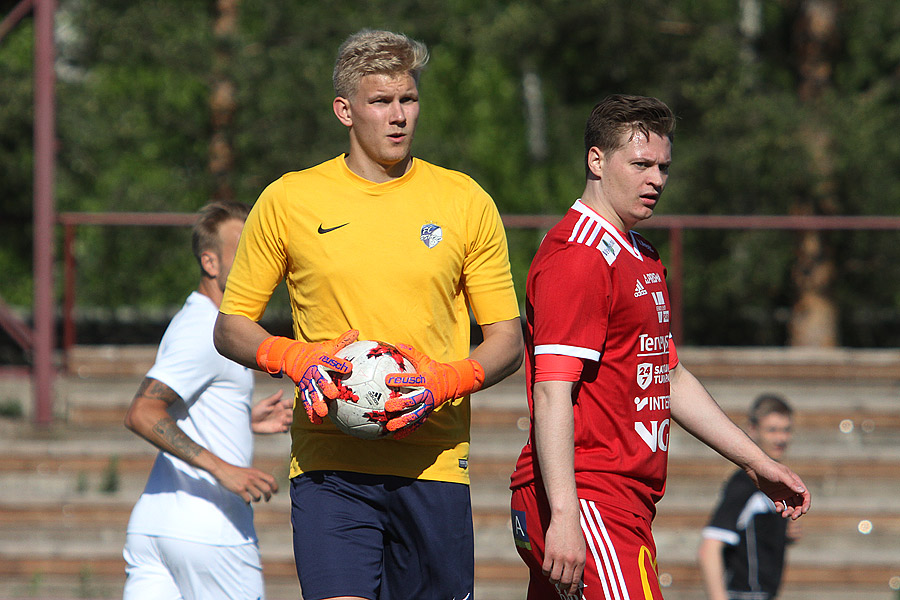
[221,155,519,484]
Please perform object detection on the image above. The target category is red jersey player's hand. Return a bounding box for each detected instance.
[543,510,586,598]
[255,330,359,424]
[383,343,485,439]
[747,459,811,520]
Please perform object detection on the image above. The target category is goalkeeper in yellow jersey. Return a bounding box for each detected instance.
[213,29,524,600]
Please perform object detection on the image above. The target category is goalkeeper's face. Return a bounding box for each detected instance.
[337,71,420,177]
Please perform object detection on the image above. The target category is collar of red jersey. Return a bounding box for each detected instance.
[571,199,643,260]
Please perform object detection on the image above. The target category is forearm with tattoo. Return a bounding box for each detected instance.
[135,377,180,403]
[133,378,202,461]
[151,416,202,460]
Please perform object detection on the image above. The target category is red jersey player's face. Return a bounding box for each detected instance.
[596,129,671,231]
[335,72,420,182]
[752,412,793,461]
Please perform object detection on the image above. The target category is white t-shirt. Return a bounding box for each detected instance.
[126,291,257,545]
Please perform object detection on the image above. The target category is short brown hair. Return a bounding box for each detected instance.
[333,29,429,99]
[584,94,676,175]
[191,200,250,267]
[748,393,793,426]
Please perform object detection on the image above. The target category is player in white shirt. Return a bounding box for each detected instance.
[122,201,292,600]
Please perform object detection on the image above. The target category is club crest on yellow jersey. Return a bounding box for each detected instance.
[420,223,443,248]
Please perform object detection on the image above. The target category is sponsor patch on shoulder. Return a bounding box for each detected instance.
[597,232,621,265]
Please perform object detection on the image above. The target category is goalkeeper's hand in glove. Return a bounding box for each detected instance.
[383,343,485,439]
[256,330,359,424]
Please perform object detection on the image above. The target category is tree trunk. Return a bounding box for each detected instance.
[788,0,840,347]
[522,69,548,162]
[738,0,762,89]
[210,0,238,201]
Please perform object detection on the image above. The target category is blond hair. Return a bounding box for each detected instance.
[333,29,429,99]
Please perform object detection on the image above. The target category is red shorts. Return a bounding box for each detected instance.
[511,484,664,600]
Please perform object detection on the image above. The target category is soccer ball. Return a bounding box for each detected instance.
[328,340,415,440]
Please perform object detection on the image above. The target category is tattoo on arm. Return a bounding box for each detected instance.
[136,378,180,405]
[137,378,201,461]
[151,417,202,461]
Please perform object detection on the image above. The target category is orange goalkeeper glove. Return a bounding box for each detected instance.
[383,343,485,439]
[256,330,359,424]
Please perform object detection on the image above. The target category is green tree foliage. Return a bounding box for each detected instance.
[52,1,215,308]
[827,1,900,345]
[2,0,900,345]
[0,15,36,306]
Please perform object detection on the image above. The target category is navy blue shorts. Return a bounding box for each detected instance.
[290,470,474,600]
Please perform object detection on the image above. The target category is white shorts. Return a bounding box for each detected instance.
[123,533,264,600]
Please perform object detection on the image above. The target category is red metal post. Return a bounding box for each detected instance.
[33,0,56,426]
[0,0,34,43]
[62,222,76,358]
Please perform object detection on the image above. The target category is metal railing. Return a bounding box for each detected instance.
[59,212,197,356]
[58,211,900,353]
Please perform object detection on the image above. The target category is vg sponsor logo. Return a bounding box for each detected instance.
[635,419,670,452]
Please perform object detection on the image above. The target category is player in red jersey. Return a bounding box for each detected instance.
[509,95,811,600]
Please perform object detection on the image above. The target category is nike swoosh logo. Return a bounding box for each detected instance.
[317,223,349,234]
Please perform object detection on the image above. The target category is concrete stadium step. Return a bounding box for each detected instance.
[468,560,896,600]
[1,466,896,528]
[52,367,900,422]
[3,508,896,600]
[9,344,900,424]
[2,477,896,571]
[2,562,890,600]
[1,445,896,515]
[4,554,894,600]
[0,412,896,502]
[0,558,530,600]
